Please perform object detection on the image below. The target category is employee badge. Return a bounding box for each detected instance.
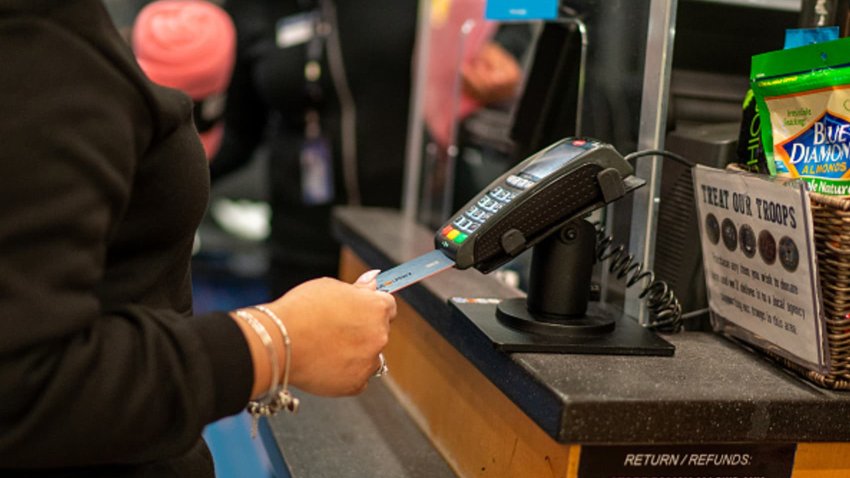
[300,110,334,205]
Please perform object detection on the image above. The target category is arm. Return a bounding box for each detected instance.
[0,16,253,467]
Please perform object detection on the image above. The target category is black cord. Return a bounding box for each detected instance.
[625,149,696,168]
[596,147,697,333]
[593,223,684,333]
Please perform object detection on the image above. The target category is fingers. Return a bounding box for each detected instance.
[377,291,397,322]
[353,269,396,321]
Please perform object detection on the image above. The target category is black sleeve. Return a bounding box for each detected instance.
[209,1,271,181]
[0,15,251,468]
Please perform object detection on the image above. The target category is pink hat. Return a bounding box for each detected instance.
[132,0,236,159]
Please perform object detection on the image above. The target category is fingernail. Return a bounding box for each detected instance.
[355,269,380,284]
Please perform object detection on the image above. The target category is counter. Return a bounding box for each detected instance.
[265,206,850,477]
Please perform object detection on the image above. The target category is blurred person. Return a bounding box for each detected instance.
[421,0,528,222]
[0,1,395,476]
[451,23,530,212]
[423,0,522,151]
[210,0,418,293]
[132,0,236,160]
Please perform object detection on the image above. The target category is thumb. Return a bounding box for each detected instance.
[353,269,381,289]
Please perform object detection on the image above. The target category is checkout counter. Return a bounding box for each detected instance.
[262,206,850,477]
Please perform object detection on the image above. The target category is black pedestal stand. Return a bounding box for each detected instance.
[451,218,675,356]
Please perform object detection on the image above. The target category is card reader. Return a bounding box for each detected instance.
[375,137,675,356]
[435,137,644,273]
[376,137,644,293]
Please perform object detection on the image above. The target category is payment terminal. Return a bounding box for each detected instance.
[375,137,675,356]
[435,137,644,273]
[377,137,643,292]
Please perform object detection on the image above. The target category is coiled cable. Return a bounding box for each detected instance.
[594,222,683,332]
[592,148,695,333]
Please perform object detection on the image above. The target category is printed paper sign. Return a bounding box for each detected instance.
[693,165,828,373]
[485,0,558,20]
[578,443,796,478]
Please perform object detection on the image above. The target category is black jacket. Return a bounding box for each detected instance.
[0,1,252,475]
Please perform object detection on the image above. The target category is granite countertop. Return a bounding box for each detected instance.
[331,206,850,444]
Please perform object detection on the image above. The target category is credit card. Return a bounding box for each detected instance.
[376,250,456,293]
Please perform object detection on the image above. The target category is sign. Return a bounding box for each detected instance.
[578,443,797,478]
[693,165,828,373]
[485,0,558,20]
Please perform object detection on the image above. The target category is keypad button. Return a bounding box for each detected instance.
[447,229,460,240]
[506,175,524,189]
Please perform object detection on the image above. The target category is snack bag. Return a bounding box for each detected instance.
[751,36,850,195]
[734,27,839,175]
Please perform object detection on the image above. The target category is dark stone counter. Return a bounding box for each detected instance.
[330,206,850,444]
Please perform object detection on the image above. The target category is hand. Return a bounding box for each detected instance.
[261,272,396,396]
[461,43,522,105]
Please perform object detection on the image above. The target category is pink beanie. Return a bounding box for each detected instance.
[132,0,236,159]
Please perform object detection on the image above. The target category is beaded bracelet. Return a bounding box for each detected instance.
[233,309,281,437]
[252,305,299,416]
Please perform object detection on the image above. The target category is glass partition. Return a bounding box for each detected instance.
[402,0,665,294]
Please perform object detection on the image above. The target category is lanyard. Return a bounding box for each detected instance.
[303,9,327,112]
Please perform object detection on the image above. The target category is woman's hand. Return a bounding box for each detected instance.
[261,271,396,396]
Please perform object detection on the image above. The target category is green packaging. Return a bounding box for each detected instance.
[736,89,769,174]
[751,36,850,195]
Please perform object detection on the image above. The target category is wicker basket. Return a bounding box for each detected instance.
[798,191,850,389]
[722,165,850,389]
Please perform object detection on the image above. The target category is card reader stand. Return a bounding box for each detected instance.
[451,218,675,356]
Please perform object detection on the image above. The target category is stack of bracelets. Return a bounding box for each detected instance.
[233,305,300,437]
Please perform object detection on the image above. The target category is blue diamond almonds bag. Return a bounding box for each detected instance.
[752,36,850,195]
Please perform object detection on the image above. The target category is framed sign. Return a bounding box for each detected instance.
[693,165,828,373]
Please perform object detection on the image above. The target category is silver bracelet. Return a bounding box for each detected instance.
[234,309,280,437]
[252,305,299,416]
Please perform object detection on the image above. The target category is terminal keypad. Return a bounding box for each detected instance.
[441,181,526,243]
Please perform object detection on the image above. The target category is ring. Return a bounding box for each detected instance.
[374,352,388,377]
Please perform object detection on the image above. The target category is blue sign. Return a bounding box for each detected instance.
[485,0,558,20]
